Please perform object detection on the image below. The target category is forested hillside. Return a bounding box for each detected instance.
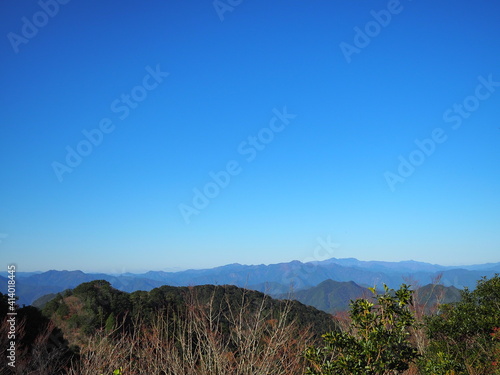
[41,281,337,347]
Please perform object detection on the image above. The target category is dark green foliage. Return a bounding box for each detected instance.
[421,274,500,374]
[56,300,70,318]
[304,284,418,375]
[43,281,338,341]
[105,313,116,332]
[41,293,63,316]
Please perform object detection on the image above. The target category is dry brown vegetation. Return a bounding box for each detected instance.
[0,314,72,375]
[67,289,315,375]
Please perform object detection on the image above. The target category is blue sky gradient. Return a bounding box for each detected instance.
[1,0,499,272]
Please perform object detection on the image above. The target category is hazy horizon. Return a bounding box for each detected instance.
[5,256,500,275]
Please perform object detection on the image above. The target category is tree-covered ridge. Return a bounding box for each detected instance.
[37,281,338,374]
[42,280,338,345]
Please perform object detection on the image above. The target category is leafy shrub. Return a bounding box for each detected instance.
[304,284,418,375]
[420,274,500,375]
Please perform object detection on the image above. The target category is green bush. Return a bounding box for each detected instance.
[304,284,418,375]
[420,274,500,374]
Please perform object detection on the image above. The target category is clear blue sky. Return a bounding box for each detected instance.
[1,0,499,273]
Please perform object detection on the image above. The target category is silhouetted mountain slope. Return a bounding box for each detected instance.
[32,292,59,309]
[282,280,370,313]
[413,283,462,314]
[279,279,463,314]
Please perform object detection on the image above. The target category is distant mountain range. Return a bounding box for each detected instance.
[1,257,498,308]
